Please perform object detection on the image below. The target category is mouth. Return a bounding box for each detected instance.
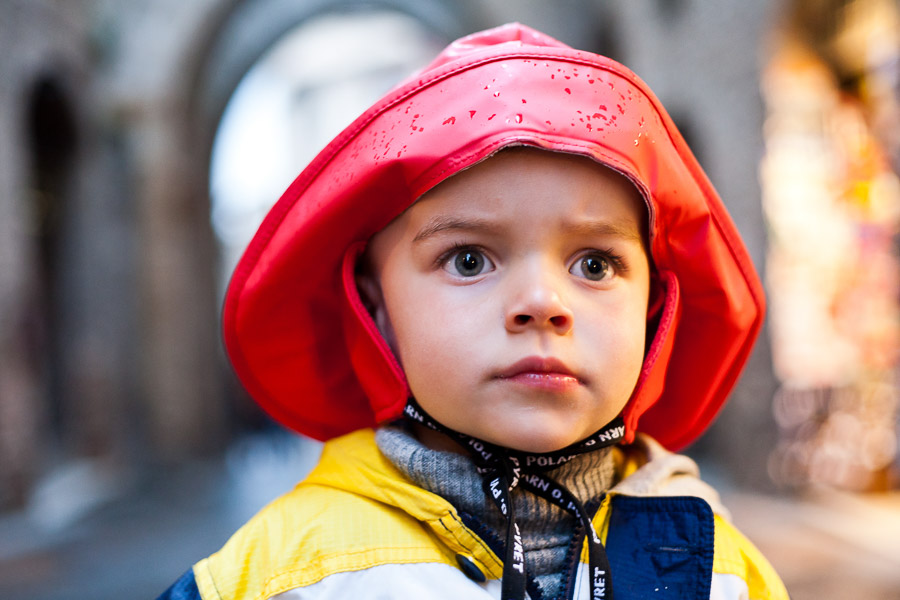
[495,356,583,391]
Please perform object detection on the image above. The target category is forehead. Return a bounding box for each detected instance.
[412,147,648,233]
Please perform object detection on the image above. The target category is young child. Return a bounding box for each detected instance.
[159,23,788,600]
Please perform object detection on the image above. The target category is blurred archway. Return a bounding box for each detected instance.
[210,10,445,294]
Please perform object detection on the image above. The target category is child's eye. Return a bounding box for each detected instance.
[570,251,623,282]
[443,247,495,278]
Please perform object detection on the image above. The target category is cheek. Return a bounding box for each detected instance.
[618,300,649,359]
[390,312,474,411]
[582,295,648,371]
[620,307,650,389]
[385,283,484,376]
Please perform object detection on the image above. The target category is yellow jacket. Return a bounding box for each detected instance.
[160,430,788,600]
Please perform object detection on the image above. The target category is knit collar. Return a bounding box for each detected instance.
[376,422,616,599]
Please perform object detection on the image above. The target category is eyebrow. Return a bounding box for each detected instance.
[563,220,644,244]
[411,215,644,244]
[412,217,497,243]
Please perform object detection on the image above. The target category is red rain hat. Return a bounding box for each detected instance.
[222,23,765,450]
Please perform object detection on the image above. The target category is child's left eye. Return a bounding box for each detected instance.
[570,251,622,282]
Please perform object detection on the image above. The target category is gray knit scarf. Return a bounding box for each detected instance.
[376,424,616,600]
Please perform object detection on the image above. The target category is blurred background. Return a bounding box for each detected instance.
[1,0,899,598]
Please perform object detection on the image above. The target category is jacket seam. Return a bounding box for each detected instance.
[196,560,224,600]
[436,513,501,574]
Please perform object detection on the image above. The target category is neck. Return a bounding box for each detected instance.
[411,422,469,455]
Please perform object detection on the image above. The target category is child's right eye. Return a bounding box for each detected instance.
[443,247,495,278]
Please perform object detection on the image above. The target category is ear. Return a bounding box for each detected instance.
[355,270,398,351]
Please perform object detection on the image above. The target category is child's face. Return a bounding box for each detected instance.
[359,149,650,453]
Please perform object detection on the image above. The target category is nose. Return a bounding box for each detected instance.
[504,264,574,334]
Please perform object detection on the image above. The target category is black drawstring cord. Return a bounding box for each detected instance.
[404,398,623,600]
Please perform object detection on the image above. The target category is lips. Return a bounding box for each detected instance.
[496,356,583,388]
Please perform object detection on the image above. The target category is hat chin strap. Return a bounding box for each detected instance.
[404,397,624,600]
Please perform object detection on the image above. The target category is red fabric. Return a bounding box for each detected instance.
[222,23,765,449]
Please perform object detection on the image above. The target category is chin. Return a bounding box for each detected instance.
[467,409,594,454]
[484,428,582,454]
